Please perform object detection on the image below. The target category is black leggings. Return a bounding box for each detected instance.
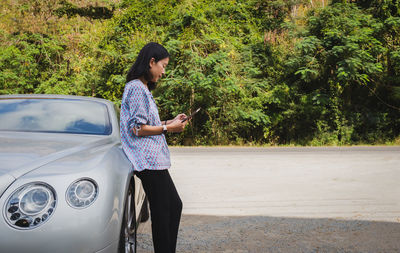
[136,169,182,253]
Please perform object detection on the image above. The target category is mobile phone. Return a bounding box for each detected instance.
[181,108,201,122]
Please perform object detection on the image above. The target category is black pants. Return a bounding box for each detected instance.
[136,169,182,253]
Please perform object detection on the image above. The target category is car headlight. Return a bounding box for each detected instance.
[66,178,98,208]
[4,183,57,230]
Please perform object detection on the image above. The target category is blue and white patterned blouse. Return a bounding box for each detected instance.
[120,79,171,171]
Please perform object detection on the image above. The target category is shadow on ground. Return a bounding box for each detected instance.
[137,214,400,253]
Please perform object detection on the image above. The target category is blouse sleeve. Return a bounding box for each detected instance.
[126,85,150,131]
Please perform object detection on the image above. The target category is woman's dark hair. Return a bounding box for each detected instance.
[126,42,170,90]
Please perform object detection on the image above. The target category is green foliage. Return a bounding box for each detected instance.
[0,32,66,94]
[286,2,400,144]
[55,0,115,19]
[0,0,399,145]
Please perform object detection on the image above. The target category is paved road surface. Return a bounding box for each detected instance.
[170,146,400,222]
[137,146,400,252]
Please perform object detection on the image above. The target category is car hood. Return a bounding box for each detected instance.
[0,132,116,197]
[0,170,15,199]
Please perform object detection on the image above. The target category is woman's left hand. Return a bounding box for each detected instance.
[173,114,187,122]
[167,117,188,133]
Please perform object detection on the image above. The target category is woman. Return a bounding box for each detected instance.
[120,42,187,253]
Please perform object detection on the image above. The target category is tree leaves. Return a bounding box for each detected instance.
[1,0,399,145]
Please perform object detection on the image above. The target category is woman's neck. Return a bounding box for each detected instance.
[138,77,148,89]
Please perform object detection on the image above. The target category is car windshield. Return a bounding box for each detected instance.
[0,98,112,135]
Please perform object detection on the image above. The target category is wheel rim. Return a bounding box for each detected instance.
[124,187,136,253]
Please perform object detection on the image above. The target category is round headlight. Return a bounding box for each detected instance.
[20,186,51,215]
[66,179,98,208]
[4,183,57,230]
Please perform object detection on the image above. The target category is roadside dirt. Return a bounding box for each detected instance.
[137,214,400,253]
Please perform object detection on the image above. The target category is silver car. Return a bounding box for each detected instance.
[0,94,148,253]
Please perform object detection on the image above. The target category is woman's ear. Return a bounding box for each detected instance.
[149,57,155,68]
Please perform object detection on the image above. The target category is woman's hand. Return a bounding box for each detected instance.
[172,113,187,122]
[167,114,188,133]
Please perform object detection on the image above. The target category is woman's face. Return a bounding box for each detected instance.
[149,57,169,82]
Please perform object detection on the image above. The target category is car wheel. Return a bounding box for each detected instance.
[140,196,150,223]
[119,183,136,253]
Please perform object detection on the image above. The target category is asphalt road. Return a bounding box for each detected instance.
[137,146,400,252]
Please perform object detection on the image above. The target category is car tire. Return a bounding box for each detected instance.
[139,196,150,223]
[118,182,137,253]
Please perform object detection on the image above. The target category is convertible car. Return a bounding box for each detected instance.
[0,94,148,253]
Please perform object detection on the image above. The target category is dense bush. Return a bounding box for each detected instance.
[1,0,399,145]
